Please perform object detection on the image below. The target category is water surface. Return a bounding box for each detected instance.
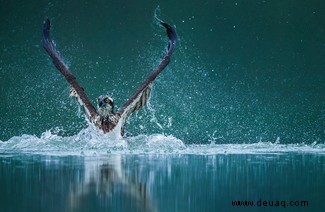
[0,133,324,211]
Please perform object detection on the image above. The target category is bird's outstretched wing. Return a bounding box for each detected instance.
[42,19,99,123]
[116,21,177,131]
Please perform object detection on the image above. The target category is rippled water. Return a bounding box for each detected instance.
[1,129,324,211]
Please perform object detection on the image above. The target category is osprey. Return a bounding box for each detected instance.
[42,18,177,136]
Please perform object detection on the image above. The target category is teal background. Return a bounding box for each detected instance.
[1,0,324,143]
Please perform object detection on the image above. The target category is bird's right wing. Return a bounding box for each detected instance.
[42,19,99,123]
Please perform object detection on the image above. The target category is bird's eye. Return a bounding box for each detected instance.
[104,98,109,103]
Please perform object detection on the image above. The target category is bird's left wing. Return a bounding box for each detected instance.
[116,21,177,131]
[42,19,99,123]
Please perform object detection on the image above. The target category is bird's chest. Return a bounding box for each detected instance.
[99,115,119,132]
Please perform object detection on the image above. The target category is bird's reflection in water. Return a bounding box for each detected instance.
[68,155,155,212]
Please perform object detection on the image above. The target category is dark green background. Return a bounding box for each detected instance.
[1,0,324,143]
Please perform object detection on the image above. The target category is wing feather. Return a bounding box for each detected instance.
[117,21,177,129]
[42,19,99,122]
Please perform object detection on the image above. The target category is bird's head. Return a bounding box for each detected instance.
[97,95,114,117]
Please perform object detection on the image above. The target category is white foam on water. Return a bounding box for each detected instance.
[183,142,325,155]
[0,127,324,156]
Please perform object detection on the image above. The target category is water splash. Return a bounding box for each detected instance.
[1,127,324,156]
[153,5,162,23]
[0,126,185,156]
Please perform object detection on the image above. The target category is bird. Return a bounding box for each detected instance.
[42,18,177,136]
